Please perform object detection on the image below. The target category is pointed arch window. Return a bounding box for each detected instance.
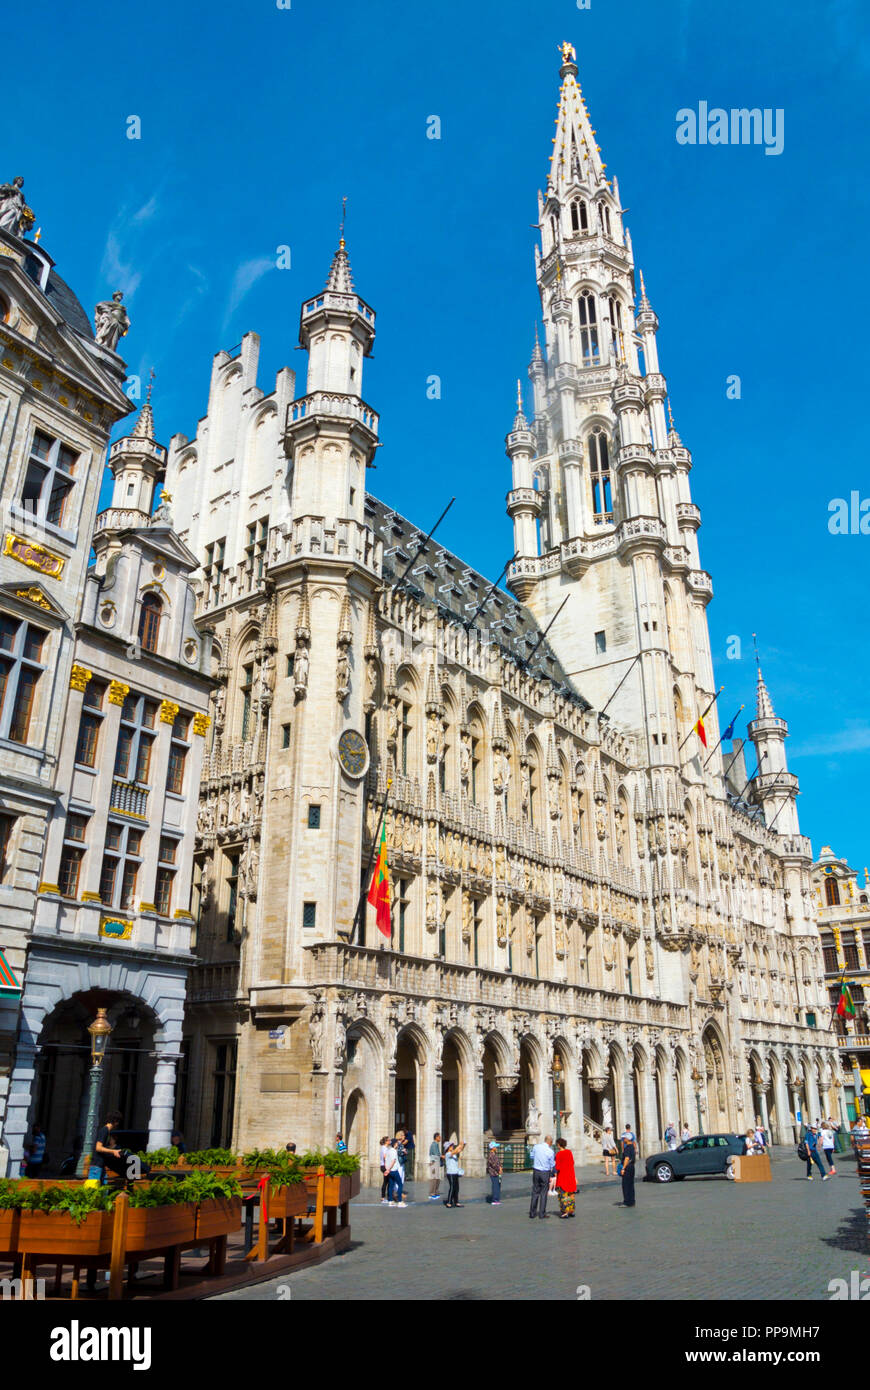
[549,213,559,248]
[577,291,600,366]
[599,201,612,237]
[589,428,612,517]
[607,295,624,361]
[570,199,588,233]
[138,593,163,654]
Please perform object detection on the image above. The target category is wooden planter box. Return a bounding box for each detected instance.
[194,1195,242,1241]
[266,1184,309,1220]
[18,1208,114,1257]
[0,1208,20,1255]
[303,1170,361,1205]
[124,1202,197,1254]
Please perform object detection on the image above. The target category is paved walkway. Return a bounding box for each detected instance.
[213,1147,868,1301]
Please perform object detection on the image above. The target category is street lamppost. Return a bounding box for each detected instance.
[553,1053,564,1142]
[690,1067,704,1136]
[76,1008,113,1179]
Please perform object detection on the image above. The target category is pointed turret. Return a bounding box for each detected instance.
[324,239,355,294]
[549,43,608,199]
[106,397,167,518]
[746,648,800,836]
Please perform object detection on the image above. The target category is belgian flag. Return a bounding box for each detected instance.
[694,714,707,748]
[367,821,392,938]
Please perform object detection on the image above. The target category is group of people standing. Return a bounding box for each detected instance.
[529,1136,579,1218]
[380,1129,413,1206]
[800,1118,839,1180]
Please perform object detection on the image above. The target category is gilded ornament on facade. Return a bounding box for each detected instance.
[4,532,65,579]
[69,664,92,692]
[159,700,180,725]
[107,680,130,706]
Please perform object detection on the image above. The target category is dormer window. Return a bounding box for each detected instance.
[138,593,163,654]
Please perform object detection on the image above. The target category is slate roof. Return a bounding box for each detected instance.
[42,266,93,339]
[365,493,590,711]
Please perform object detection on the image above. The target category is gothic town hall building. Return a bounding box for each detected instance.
[1,51,841,1178]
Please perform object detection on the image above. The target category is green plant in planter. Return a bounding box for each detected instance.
[183,1148,238,1167]
[298,1151,361,1176]
[137,1146,180,1167]
[176,1171,242,1202]
[241,1147,297,1172]
[267,1168,304,1193]
[0,1179,26,1211]
[19,1184,116,1225]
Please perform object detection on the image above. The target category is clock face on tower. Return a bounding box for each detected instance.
[337,728,369,780]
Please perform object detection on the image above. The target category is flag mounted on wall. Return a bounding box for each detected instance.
[694,714,707,748]
[836,982,856,1018]
[367,821,392,938]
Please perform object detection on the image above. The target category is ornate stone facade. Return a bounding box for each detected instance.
[154,55,839,1176]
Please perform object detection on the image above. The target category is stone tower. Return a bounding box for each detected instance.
[507,46,720,784]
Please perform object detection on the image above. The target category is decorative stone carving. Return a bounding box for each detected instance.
[495,1074,520,1094]
[309,1001,325,1070]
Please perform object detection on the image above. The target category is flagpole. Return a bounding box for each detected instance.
[350,776,392,945]
[677,686,724,753]
[733,752,767,803]
[702,705,744,769]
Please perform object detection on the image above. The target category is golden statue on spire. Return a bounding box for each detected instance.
[559,41,576,65]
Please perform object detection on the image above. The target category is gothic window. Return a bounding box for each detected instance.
[549,213,559,247]
[599,201,612,237]
[209,1041,237,1149]
[472,898,483,967]
[226,853,240,940]
[240,664,254,742]
[469,714,484,805]
[589,428,612,517]
[577,291,600,365]
[138,593,163,654]
[570,199,588,233]
[0,615,47,745]
[607,295,624,359]
[203,537,226,606]
[245,517,269,584]
[395,878,410,954]
[20,429,79,529]
[824,877,840,907]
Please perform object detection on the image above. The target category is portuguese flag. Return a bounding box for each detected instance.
[836,982,856,1018]
[367,821,391,938]
[694,714,707,748]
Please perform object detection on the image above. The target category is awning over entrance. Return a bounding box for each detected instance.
[0,950,21,994]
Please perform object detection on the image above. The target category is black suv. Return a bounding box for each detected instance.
[645,1133,746,1183]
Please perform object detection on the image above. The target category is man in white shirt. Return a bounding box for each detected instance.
[529,1136,555,1220]
[820,1120,838,1174]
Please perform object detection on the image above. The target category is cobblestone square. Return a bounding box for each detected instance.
[214,1149,868,1302]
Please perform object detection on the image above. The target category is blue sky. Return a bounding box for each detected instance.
[7,0,870,869]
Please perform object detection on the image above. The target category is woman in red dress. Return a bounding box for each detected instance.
[554,1137,577,1218]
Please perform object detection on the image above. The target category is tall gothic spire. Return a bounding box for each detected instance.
[755,664,776,720]
[549,43,608,196]
[324,240,355,294]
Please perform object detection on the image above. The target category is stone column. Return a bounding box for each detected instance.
[772,1062,791,1145]
[147,1048,178,1149]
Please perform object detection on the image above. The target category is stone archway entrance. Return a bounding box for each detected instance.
[441,1034,463,1143]
[29,990,159,1167]
[345,1087,368,1161]
[702,1027,728,1131]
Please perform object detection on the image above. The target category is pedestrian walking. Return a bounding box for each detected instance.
[664,1121,677,1151]
[394,1129,408,1200]
[24,1124,46,1178]
[428,1132,443,1200]
[801,1125,829,1181]
[486,1141,503,1205]
[529,1134,555,1219]
[334,1132,347,1153]
[554,1137,577,1219]
[618,1132,638,1208]
[379,1135,391,1204]
[680,1122,691,1144]
[443,1141,465,1207]
[602,1125,619,1177]
[753,1123,767,1152]
[820,1121,838,1174]
[384,1140,405,1206]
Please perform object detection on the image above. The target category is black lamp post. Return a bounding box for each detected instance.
[553,1053,564,1142]
[76,1008,113,1179]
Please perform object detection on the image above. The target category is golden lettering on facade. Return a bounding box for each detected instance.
[3,532,65,580]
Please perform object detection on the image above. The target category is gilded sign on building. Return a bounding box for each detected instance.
[3,533,65,580]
